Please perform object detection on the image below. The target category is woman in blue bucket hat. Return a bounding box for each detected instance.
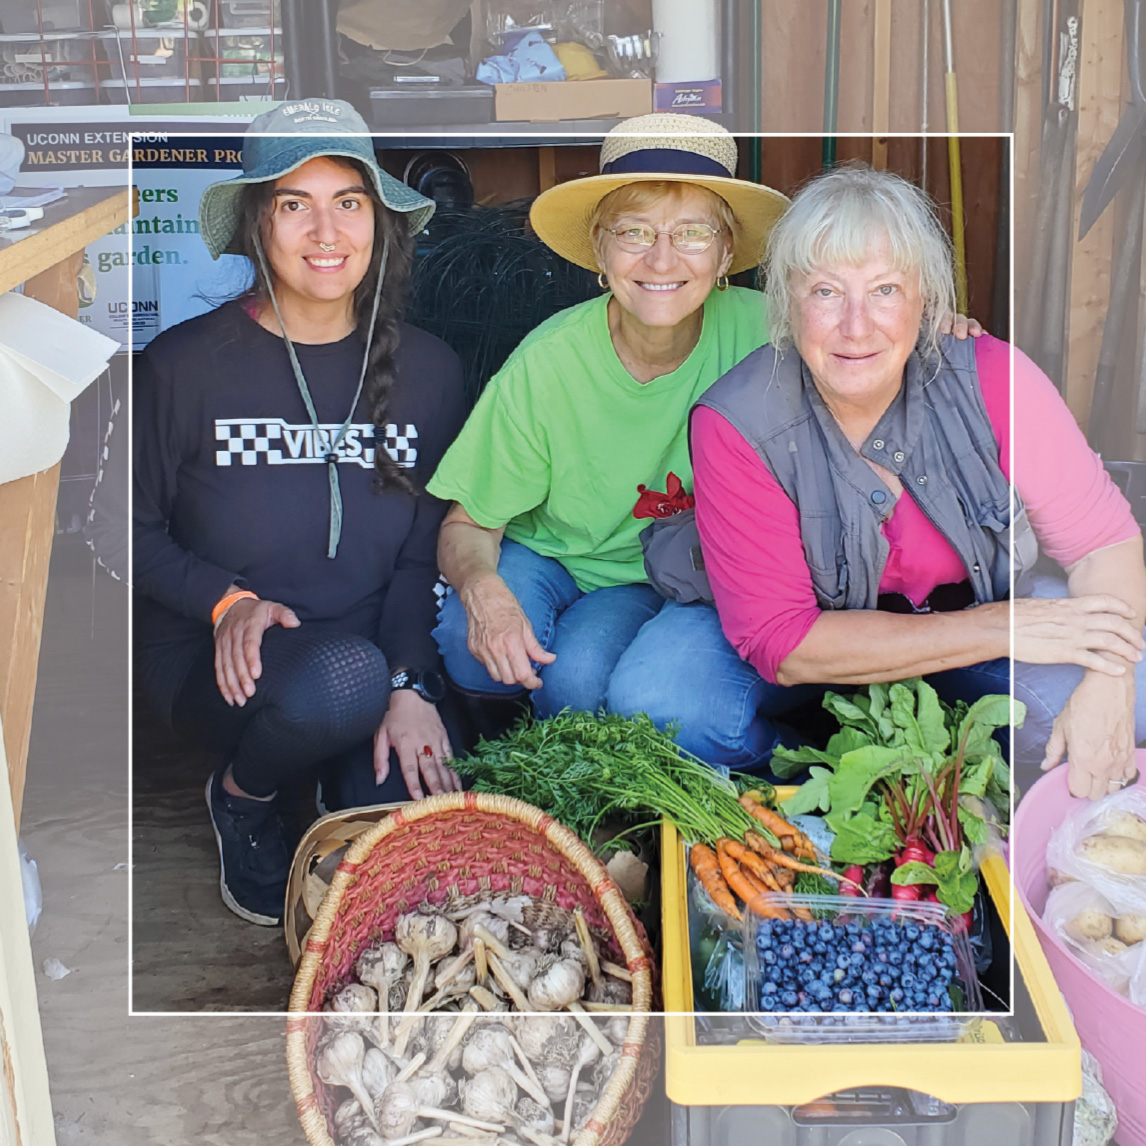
[132,100,467,926]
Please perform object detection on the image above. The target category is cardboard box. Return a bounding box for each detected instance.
[654,79,722,113]
[494,77,651,123]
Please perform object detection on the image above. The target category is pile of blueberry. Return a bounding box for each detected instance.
[754,916,961,1013]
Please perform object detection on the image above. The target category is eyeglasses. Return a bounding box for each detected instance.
[605,222,722,254]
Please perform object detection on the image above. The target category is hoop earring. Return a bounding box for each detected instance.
[716,275,730,292]
[598,271,609,290]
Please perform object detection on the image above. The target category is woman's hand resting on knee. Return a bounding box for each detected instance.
[1010,594,1145,673]
[375,690,460,800]
[461,574,556,691]
[213,594,300,706]
[1041,672,1139,800]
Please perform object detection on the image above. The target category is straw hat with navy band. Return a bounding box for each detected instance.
[529,113,790,277]
[197,99,436,560]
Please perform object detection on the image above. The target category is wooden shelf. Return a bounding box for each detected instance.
[0,186,134,297]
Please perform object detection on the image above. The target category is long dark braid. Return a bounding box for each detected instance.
[232,156,417,493]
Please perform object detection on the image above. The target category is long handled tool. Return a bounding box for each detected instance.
[823,0,842,168]
[941,0,968,313]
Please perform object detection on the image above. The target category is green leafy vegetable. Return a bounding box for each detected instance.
[453,710,767,848]
[774,679,1022,889]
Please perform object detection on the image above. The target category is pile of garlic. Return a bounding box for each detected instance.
[314,1010,631,1146]
[335,896,633,1041]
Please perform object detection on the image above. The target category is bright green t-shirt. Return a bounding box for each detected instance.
[427,286,770,591]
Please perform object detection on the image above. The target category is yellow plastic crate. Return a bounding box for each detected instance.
[660,798,1082,1108]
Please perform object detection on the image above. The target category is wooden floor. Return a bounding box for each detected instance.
[22,550,670,1144]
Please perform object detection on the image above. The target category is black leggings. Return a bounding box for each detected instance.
[170,626,404,803]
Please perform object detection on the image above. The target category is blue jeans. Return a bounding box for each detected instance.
[436,545,1146,781]
[434,540,800,762]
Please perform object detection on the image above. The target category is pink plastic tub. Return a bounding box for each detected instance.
[1013,755,1146,1146]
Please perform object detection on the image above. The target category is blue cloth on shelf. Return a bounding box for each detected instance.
[476,29,566,85]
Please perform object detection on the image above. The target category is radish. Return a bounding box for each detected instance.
[895,837,936,868]
[840,865,864,898]
[891,882,923,902]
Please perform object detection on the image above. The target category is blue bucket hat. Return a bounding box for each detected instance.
[198,98,435,259]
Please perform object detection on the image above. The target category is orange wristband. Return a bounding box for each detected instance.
[211,590,258,627]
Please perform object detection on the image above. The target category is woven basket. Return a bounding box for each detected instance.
[285,791,660,1146]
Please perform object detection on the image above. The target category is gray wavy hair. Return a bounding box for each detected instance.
[762,164,956,361]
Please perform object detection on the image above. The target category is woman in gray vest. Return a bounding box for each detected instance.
[692,164,1146,803]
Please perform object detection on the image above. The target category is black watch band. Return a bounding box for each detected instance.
[390,668,446,704]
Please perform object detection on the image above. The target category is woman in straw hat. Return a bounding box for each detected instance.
[428,115,974,769]
[692,164,1146,801]
[133,100,465,926]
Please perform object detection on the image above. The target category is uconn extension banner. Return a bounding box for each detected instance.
[2,108,250,347]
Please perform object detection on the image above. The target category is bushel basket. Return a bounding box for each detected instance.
[285,791,659,1146]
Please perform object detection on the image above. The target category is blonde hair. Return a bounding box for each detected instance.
[763,164,956,360]
[589,180,736,268]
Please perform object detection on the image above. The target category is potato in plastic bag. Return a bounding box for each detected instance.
[1045,786,1146,915]
[1043,882,1145,998]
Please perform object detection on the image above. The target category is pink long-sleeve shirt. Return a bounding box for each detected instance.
[691,335,1140,684]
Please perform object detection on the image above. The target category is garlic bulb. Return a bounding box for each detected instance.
[603,1016,629,1047]
[561,1038,601,1144]
[559,937,587,964]
[591,1049,620,1095]
[587,975,632,1006]
[316,1031,379,1132]
[515,1095,556,1138]
[526,959,585,1012]
[334,1097,366,1136]
[462,1066,518,1125]
[361,1046,396,1101]
[396,912,458,1014]
[496,949,539,992]
[356,943,409,1021]
[459,911,511,951]
[334,983,379,1013]
[373,1081,420,1140]
[513,1016,577,1063]
[410,1069,456,1109]
[461,1027,550,1108]
[535,1063,572,1104]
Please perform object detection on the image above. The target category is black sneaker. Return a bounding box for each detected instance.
[205,768,289,926]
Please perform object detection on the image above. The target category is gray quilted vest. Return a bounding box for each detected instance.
[694,335,1037,611]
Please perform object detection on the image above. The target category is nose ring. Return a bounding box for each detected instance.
[318,242,335,252]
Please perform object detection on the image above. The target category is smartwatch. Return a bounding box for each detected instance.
[390,668,446,704]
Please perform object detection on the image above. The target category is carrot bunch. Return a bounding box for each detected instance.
[688,790,862,923]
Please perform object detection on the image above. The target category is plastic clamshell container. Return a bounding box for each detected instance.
[661,810,1081,1107]
[101,27,198,82]
[742,892,983,1039]
[202,27,282,77]
[217,0,280,28]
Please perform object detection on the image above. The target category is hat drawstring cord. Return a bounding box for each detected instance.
[252,231,389,559]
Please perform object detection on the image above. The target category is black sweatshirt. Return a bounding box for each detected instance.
[133,301,466,720]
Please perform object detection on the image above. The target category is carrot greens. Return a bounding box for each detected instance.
[454,711,770,849]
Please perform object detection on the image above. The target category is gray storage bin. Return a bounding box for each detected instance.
[101,75,201,102]
[672,1093,1073,1146]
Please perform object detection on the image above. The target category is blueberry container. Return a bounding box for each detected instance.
[742,893,984,1042]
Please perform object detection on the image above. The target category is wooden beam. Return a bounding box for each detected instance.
[0,718,57,1146]
[0,464,60,832]
[1065,0,1128,426]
